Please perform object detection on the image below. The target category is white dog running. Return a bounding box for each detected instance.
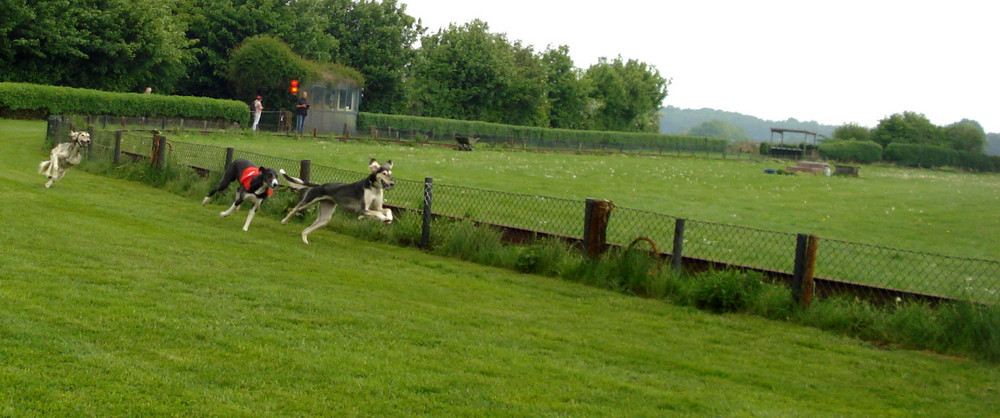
[39,130,91,188]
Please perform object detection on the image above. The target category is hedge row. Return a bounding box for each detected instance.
[818,140,883,164]
[358,112,728,152]
[884,143,1000,171]
[0,82,249,123]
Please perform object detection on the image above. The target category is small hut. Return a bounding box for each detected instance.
[302,82,362,136]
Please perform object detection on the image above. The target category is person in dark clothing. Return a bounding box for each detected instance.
[295,91,310,136]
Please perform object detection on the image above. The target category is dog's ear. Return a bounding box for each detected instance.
[369,159,380,172]
[383,160,393,170]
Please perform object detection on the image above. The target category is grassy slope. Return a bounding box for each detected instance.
[167,131,1000,261]
[2,119,999,415]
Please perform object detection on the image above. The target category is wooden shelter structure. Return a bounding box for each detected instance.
[768,128,818,158]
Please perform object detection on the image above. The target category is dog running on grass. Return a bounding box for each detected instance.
[202,158,282,231]
[280,159,395,244]
[39,130,91,188]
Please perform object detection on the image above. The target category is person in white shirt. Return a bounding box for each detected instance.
[252,95,263,131]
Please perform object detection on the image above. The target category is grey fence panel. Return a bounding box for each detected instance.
[681,219,798,274]
[818,239,1000,304]
[432,184,583,238]
[607,207,677,251]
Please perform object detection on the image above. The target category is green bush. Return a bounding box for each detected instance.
[953,151,1000,172]
[0,82,249,123]
[884,143,958,168]
[358,112,728,152]
[818,140,883,163]
[687,269,763,313]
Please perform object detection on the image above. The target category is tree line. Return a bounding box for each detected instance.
[833,112,986,154]
[0,0,668,133]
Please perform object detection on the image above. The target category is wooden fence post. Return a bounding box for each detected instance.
[299,159,311,184]
[792,233,819,308]
[421,177,433,249]
[671,218,686,272]
[113,131,123,165]
[152,133,167,170]
[86,127,95,159]
[583,198,613,258]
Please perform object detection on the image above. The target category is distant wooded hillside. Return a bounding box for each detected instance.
[659,106,837,143]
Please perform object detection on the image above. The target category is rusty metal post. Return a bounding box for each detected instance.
[583,198,612,258]
[671,218,686,272]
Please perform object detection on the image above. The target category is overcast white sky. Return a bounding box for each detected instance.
[401,0,998,133]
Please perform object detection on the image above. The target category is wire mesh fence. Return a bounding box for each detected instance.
[46,116,1000,306]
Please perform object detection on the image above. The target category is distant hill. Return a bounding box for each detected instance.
[659,106,837,143]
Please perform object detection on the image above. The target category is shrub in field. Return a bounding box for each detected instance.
[436,221,520,268]
[953,151,1000,172]
[884,143,958,168]
[515,238,579,277]
[936,301,1000,361]
[795,295,883,339]
[685,269,763,313]
[0,82,248,123]
[818,140,883,163]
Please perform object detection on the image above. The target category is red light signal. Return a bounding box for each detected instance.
[290,79,299,94]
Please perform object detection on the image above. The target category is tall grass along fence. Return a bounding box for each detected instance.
[48,117,1000,308]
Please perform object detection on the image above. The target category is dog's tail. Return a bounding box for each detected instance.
[282,171,320,190]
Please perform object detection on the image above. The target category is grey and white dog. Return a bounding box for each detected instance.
[281,159,395,244]
[39,130,91,188]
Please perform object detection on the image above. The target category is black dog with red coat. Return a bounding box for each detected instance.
[202,158,282,231]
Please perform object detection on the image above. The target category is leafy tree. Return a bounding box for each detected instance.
[0,0,190,93]
[324,0,421,114]
[685,120,749,142]
[583,56,669,132]
[225,36,318,111]
[833,122,871,141]
[942,119,986,153]
[870,111,941,148]
[177,0,336,98]
[407,20,547,126]
[542,46,594,130]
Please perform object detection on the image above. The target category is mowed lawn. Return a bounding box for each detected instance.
[167,129,1000,261]
[2,119,1000,415]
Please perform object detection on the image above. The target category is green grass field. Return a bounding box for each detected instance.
[3,119,1000,414]
[161,129,1000,262]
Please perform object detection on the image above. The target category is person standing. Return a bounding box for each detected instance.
[252,95,263,131]
[295,91,309,136]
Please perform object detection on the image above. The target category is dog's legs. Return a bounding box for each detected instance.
[220,193,244,217]
[46,167,68,188]
[300,202,336,244]
[242,196,263,231]
[204,166,238,206]
[281,196,320,225]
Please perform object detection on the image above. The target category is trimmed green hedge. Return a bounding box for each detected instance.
[359,112,728,151]
[884,143,957,168]
[884,143,1000,171]
[818,140,883,163]
[0,82,249,123]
